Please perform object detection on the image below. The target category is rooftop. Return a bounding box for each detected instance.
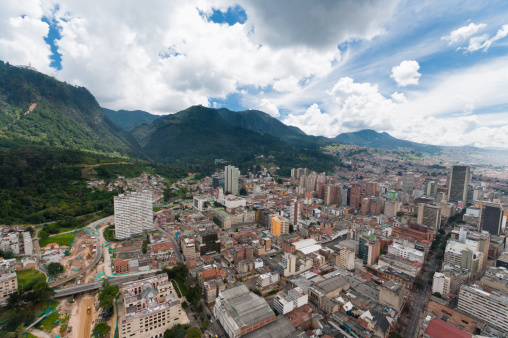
[423,318,472,338]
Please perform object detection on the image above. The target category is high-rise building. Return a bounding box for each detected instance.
[225,165,240,195]
[448,165,470,203]
[417,204,442,232]
[402,172,414,194]
[458,283,508,333]
[114,190,153,239]
[196,230,220,256]
[349,184,362,208]
[0,272,17,302]
[278,252,297,277]
[324,185,337,205]
[480,202,503,235]
[271,215,289,236]
[359,234,380,265]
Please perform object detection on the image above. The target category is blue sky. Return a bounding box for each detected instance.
[1,0,508,148]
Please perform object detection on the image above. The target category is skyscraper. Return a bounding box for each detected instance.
[402,172,414,194]
[114,190,153,239]
[448,165,470,203]
[480,202,503,235]
[224,165,240,195]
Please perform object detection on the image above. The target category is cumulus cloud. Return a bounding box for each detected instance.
[390,60,421,86]
[463,24,508,52]
[258,98,279,117]
[0,0,398,114]
[285,78,400,137]
[441,22,486,45]
[241,0,398,49]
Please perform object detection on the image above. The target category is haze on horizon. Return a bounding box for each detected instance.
[2,0,508,149]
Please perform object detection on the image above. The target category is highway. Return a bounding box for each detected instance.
[49,217,112,288]
[54,271,156,298]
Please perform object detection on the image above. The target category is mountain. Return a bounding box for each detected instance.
[216,108,330,147]
[131,105,295,162]
[102,108,160,131]
[130,105,337,174]
[334,129,442,154]
[0,61,142,157]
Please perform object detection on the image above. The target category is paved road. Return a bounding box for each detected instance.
[49,217,112,287]
[99,226,115,277]
[156,225,184,262]
[403,226,451,337]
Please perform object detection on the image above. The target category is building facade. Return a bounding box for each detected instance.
[114,190,153,239]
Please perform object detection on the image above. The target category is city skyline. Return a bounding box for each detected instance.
[1,1,508,148]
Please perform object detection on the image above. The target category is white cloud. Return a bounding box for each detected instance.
[441,22,486,45]
[273,76,300,92]
[285,78,399,137]
[463,24,508,52]
[390,60,421,86]
[258,98,279,117]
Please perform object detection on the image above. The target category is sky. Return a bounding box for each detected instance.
[2,0,508,148]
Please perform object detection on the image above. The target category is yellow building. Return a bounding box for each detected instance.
[271,216,288,236]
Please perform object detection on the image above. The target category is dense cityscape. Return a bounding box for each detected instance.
[2,155,508,338]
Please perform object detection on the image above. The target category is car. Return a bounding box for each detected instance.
[68,326,72,333]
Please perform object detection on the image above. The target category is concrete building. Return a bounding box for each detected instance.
[448,165,470,204]
[114,190,153,239]
[278,252,297,277]
[402,172,414,194]
[444,241,482,274]
[0,272,17,302]
[22,232,32,255]
[432,272,451,296]
[270,215,289,236]
[417,204,442,232]
[388,241,425,263]
[384,200,401,217]
[0,233,20,255]
[359,234,380,266]
[379,280,404,312]
[196,231,220,256]
[225,165,240,195]
[337,247,355,271]
[308,275,350,307]
[180,237,199,261]
[458,283,508,333]
[193,195,208,211]
[119,274,182,338]
[214,285,275,338]
[273,293,294,315]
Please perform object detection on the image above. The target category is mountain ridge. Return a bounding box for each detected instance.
[102,108,161,131]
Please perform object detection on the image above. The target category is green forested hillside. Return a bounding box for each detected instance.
[131,105,338,173]
[0,61,143,157]
[0,139,189,224]
[102,108,160,131]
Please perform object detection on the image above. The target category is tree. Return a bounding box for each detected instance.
[47,262,64,276]
[98,280,119,309]
[212,217,221,226]
[32,281,55,304]
[142,238,148,254]
[39,230,49,239]
[239,187,247,196]
[7,291,24,309]
[92,322,111,337]
[202,319,210,329]
[396,212,404,217]
[181,301,188,310]
[433,292,442,299]
[187,327,201,338]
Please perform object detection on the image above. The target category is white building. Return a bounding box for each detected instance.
[273,293,294,314]
[288,287,308,308]
[193,195,207,211]
[432,272,451,296]
[387,241,424,263]
[225,165,240,195]
[23,232,33,255]
[114,190,153,239]
[0,234,20,255]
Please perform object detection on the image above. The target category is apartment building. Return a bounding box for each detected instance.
[119,274,183,338]
[432,272,451,296]
[114,190,153,239]
[0,272,17,302]
[271,215,289,236]
[458,283,508,333]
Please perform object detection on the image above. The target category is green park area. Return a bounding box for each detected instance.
[39,232,75,248]
[16,269,46,290]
